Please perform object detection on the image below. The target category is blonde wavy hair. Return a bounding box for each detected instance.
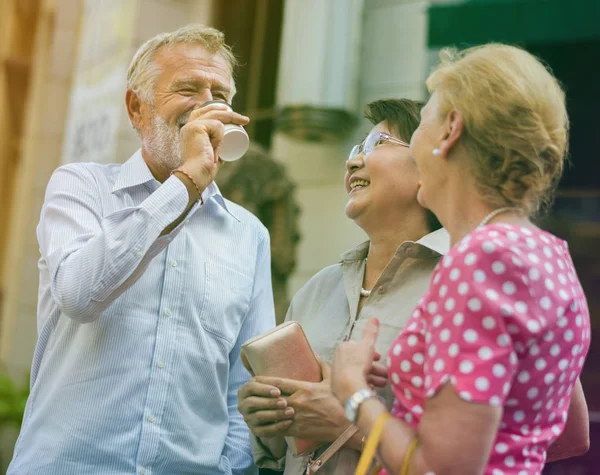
[426,44,569,216]
[127,24,238,104]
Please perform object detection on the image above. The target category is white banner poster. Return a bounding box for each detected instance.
[61,0,138,165]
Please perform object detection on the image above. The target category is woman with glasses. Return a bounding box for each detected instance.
[331,45,590,475]
[238,98,449,475]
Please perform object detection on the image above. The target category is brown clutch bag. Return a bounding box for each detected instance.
[241,321,322,457]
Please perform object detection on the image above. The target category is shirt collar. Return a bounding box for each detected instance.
[339,228,450,262]
[413,228,450,256]
[111,149,155,192]
[209,184,240,222]
[112,149,239,221]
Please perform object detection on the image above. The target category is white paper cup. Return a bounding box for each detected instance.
[201,100,249,162]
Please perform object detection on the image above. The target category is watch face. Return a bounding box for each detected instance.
[344,396,358,423]
[345,389,375,423]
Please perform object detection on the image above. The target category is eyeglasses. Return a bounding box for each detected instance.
[347,132,409,161]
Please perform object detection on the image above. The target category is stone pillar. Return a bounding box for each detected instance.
[272,0,367,296]
[359,0,432,106]
[276,0,364,141]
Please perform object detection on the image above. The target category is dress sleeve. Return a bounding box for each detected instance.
[422,239,534,407]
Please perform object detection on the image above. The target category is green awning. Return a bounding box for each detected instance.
[428,0,600,48]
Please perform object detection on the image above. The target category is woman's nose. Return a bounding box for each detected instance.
[346,154,364,173]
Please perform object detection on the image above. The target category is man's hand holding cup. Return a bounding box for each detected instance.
[175,102,249,202]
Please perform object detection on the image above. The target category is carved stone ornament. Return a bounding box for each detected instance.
[276,105,357,142]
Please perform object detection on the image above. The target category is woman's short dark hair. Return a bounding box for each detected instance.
[364,98,423,144]
[364,98,442,232]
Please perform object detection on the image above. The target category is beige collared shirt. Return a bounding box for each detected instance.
[251,228,450,475]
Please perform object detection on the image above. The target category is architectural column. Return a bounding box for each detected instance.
[272,0,368,296]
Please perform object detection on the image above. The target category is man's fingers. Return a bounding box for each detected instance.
[251,419,294,439]
[181,119,224,150]
[254,376,306,395]
[239,396,288,415]
[245,407,295,428]
[188,105,249,126]
[238,380,281,399]
[187,103,228,122]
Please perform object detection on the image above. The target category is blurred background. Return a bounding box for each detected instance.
[0,0,598,472]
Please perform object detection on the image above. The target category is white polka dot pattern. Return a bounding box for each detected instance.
[386,224,591,475]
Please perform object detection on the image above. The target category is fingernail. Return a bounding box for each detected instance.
[284,407,295,417]
[277,399,287,408]
[270,388,281,397]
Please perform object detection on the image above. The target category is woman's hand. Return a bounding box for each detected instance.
[253,359,350,443]
[332,317,381,405]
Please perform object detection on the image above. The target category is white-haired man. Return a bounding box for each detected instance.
[8,25,275,475]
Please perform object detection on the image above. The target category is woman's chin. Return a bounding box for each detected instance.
[345,200,363,221]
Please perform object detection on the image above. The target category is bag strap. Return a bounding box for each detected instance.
[307,424,359,474]
[399,436,419,475]
[355,413,391,475]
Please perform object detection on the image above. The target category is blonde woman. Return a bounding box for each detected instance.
[331,44,590,475]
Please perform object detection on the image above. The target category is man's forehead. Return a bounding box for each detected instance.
[154,43,231,77]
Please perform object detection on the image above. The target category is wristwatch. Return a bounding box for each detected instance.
[344,388,378,424]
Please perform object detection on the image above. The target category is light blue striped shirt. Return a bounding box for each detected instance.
[8,150,275,475]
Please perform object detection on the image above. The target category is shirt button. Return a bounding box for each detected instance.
[185,219,190,225]
[405,246,413,255]
[378,286,386,294]
[170,260,177,267]
[147,415,155,423]
[158,360,165,368]
[164,309,172,317]
[135,251,143,258]
[139,469,146,475]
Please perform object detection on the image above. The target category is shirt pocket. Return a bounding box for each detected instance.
[199,261,254,344]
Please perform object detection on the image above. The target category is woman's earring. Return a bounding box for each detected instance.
[432,148,441,156]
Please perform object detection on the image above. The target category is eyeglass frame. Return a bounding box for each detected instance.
[347,131,410,162]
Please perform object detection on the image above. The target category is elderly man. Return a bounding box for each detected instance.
[8,25,274,475]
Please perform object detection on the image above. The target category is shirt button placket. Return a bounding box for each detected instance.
[140,247,178,469]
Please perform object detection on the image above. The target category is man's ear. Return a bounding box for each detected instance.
[437,109,464,158]
[126,89,144,131]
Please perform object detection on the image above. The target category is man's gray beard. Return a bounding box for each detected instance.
[143,112,184,171]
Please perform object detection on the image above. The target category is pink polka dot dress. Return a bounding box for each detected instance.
[387,224,591,475]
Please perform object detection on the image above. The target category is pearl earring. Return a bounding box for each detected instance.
[432,148,441,156]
